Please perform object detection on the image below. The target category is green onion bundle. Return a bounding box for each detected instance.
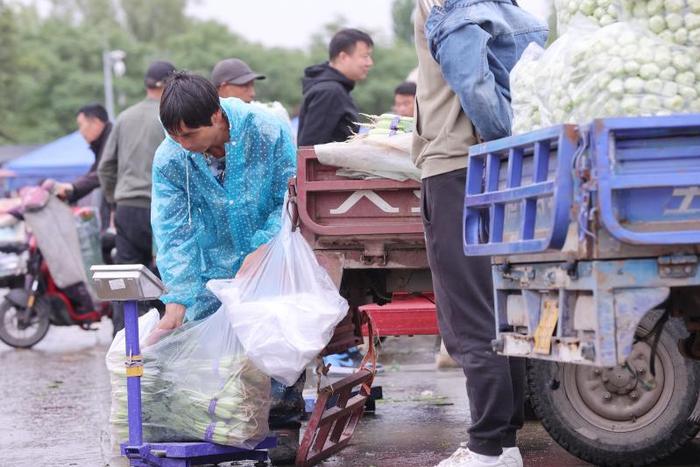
[106,310,271,451]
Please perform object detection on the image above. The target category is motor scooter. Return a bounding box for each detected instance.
[0,186,110,348]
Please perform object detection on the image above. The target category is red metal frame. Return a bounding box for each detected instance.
[296,148,424,237]
[296,369,374,466]
[292,147,436,464]
[297,312,378,466]
[360,292,439,336]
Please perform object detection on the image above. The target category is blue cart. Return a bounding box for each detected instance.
[463,115,700,466]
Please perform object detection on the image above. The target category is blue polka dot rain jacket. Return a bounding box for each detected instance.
[151,98,297,322]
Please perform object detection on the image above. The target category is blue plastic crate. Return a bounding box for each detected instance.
[463,125,579,256]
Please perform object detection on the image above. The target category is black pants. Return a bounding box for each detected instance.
[422,168,525,457]
[114,204,154,267]
[111,204,161,335]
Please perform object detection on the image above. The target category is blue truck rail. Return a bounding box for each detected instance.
[594,115,700,246]
[463,124,578,256]
[462,114,700,367]
[465,114,700,258]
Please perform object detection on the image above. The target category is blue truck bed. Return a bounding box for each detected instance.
[464,114,700,260]
[462,114,700,366]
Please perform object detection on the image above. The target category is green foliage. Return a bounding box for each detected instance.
[0,1,20,142]
[354,41,417,116]
[1,0,417,145]
[392,0,415,45]
[121,0,187,45]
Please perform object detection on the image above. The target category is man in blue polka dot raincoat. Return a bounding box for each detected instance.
[150,71,300,464]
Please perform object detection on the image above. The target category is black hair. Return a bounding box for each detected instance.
[329,28,374,61]
[394,81,417,96]
[76,103,109,122]
[160,71,220,135]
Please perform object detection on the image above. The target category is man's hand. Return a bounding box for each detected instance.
[41,179,73,200]
[145,303,186,345]
[236,244,269,278]
[159,303,186,330]
[54,183,74,200]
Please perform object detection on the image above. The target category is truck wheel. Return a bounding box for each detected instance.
[527,312,700,467]
[0,297,51,348]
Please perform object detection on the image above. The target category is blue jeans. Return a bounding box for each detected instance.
[425,0,548,141]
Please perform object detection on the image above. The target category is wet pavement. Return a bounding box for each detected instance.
[0,318,114,467]
[1,322,698,467]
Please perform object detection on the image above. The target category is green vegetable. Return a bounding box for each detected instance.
[511,21,700,134]
[557,0,700,46]
[107,350,270,448]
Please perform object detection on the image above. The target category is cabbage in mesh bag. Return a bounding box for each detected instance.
[556,0,700,46]
[622,0,700,46]
[106,308,271,451]
[510,19,700,133]
[556,0,624,31]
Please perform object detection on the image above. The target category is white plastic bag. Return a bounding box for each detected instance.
[510,42,548,134]
[105,308,271,450]
[208,204,349,387]
[314,132,421,182]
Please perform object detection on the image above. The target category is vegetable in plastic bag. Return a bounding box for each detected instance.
[511,42,548,134]
[510,19,700,133]
[556,0,700,46]
[556,0,624,31]
[105,308,271,452]
[621,0,700,46]
[314,131,420,182]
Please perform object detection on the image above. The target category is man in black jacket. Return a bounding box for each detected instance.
[40,104,115,317]
[297,28,374,146]
[44,103,113,238]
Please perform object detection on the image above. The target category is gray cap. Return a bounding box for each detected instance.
[211,58,266,86]
[144,60,176,88]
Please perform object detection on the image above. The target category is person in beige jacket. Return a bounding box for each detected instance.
[413,1,536,466]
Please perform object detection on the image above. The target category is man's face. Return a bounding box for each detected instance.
[169,110,224,153]
[218,80,256,103]
[392,93,415,117]
[339,41,374,82]
[76,113,105,144]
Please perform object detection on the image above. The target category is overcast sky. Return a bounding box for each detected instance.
[17,0,551,50]
[186,0,551,49]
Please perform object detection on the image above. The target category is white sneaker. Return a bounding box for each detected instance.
[435,444,503,467]
[500,447,523,467]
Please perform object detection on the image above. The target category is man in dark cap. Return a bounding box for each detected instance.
[98,60,176,334]
[211,58,265,103]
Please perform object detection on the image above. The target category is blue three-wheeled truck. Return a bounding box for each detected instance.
[464,114,700,466]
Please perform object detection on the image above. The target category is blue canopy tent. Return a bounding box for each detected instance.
[4,131,94,191]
